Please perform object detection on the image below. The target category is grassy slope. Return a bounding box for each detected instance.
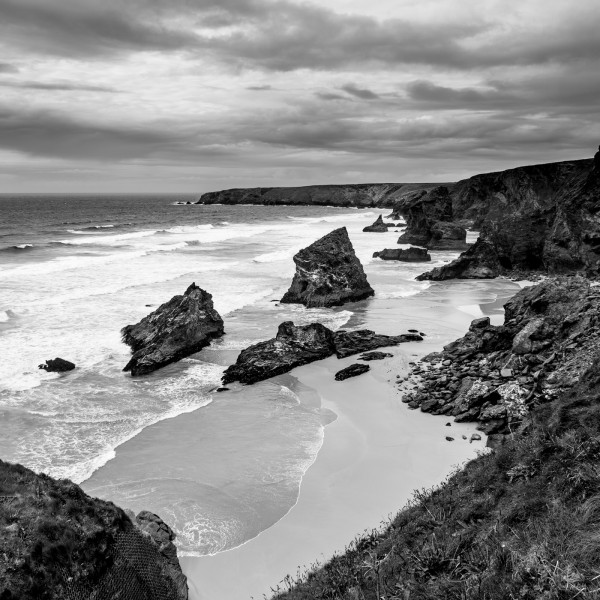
[273,327,600,599]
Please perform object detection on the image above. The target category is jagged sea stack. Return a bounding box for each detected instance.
[280,227,374,307]
[122,283,224,376]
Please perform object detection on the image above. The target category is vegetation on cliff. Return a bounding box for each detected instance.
[0,461,187,600]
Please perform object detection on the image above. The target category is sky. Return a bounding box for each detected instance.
[0,0,599,193]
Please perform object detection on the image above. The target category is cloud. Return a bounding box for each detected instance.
[0,106,183,161]
[0,80,118,92]
[315,92,347,101]
[0,0,199,57]
[0,62,18,73]
[246,85,272,91]
[340,83,380,100]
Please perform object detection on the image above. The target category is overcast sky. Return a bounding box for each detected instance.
[0,0,599,193]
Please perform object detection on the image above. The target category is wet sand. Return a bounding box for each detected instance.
[181,278,521,600]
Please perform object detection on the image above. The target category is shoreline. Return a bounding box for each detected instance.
[181,278,521,600]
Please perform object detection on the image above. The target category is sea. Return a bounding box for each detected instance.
[0,194,478,557]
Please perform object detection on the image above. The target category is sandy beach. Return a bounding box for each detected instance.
[181,277,521,600]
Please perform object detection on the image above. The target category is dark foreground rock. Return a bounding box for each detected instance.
[38,358,75,372]
[223,322,422,384]
[0,460,187,600]
[280,227,374,308]
[373,247,431,262]
[122,283,224,376]
[399,277,600,436]
[335,363,370,381]
[362,215,388,232]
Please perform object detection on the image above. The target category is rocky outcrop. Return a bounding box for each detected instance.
[395,186,468,250]
[135,511,188,599]
[0,460,187,600]
[416,233,502,280]
[399,277,600,436]
[362,215,389,232]
[222,322,422,385]
[280,227,374,308]
[122,283,224,376]
[373,247,431,262]
[418,152,600,280]
[333,329,422,358]
[197,183,441,208]
[38,358,75,372]
[335,363,370,381]
[222,322,336,385]
[359,351,393,361]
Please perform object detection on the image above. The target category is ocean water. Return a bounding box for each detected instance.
[0,194,466,556]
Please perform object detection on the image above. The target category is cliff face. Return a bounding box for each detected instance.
[396,186,468,250]
[0,460,188,600]
[418,154,600,279]
[197,183,442,208]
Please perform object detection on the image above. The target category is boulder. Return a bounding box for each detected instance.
[335,363,370,381]
[122,283,224,376]
[280,227,374,307]
[363,214,388,232]
[38,357,75,372]
[373,247,431,262]
[222,322,336,385]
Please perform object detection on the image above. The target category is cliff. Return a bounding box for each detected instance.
[0,460,188,600]
[418,153,599,279]
[196,183,442,208]
[271,277,600,600]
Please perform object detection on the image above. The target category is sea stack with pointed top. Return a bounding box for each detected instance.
[280,227,375,307]
[362,214,388,232]
[122,283,224,376]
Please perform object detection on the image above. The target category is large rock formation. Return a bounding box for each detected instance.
[222,322,336,385]
[0,460,187,600]
[395,186,468,250]
[197,183,442,208]
[400,277,600,436]
[362,215,389,232]
[280,227,374,308]
[418,153,600,280]
[222,322,422,385]
[122,283,224,376]
[373,247,431,262]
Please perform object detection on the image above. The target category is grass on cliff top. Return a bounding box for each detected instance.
[272,353,600,600]
[0,461,130,599]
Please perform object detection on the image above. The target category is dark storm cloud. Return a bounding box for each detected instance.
[0,80,118,92]
[0,106,184,161]
[0,0,199,57]
[0,62,18,73]
[2,0,599,72]
[315,92,347,101]
[340,84,380,100]
[406,68,600,116]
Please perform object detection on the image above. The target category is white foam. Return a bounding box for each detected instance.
[59,229,158,245]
